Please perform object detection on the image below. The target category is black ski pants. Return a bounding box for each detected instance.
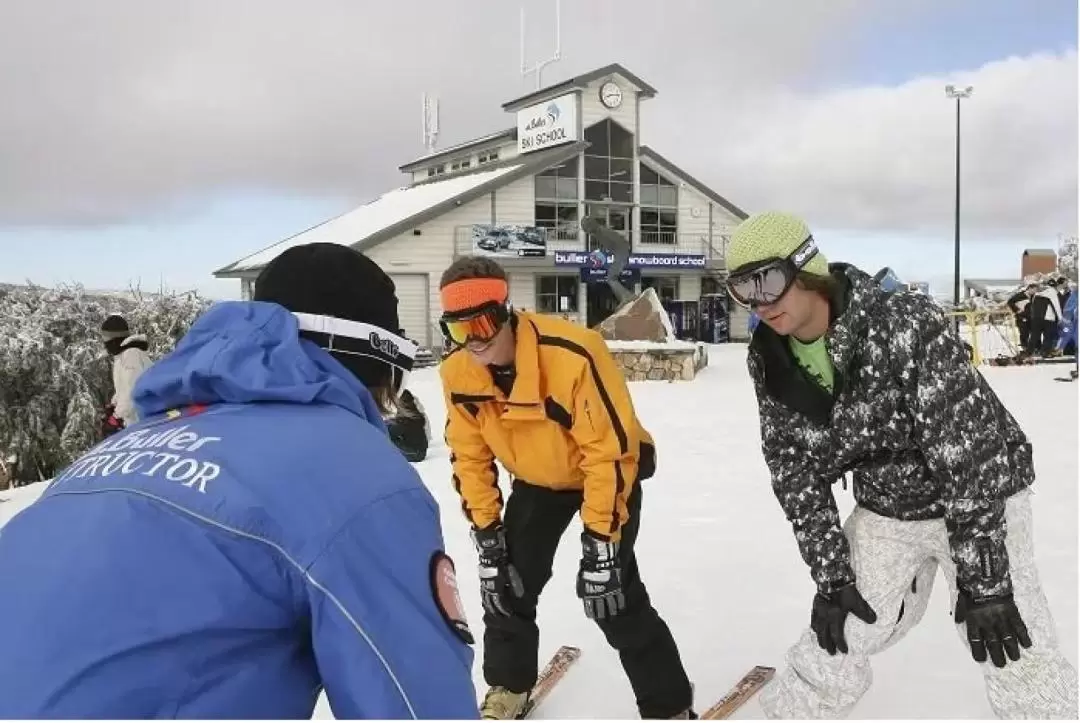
[483,477,693,718]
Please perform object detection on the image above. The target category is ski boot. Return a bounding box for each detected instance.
[480,686,530,719]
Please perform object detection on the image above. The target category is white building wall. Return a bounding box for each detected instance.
[365,194,493,347]
[677,186,712,253]
[494,175,535,225]
[508,272,535,312]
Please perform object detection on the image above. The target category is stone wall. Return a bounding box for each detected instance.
[608,342,709,382]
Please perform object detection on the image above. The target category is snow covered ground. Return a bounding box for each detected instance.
[2,344,1075,719]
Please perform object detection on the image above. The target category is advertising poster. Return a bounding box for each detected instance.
[471,224,548,258]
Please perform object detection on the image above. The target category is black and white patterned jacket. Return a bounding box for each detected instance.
[747,263,1033,600]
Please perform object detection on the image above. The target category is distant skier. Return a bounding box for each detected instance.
[1004,283,1036,355]
[436,256,694,719]
[0,243,478,719]
[1029,279,1064,355]
[100,314,154,429]
[724,211,1077,719]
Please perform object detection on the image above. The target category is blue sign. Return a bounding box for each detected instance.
[553,250,706,269]
[580,267,640,283]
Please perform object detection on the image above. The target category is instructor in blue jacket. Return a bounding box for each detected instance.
[0,243,479,719]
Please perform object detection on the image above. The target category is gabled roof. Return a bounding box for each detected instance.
[1022,248,1056,257]
[398,127,517,172]
[213,142,589,278]
[638,146,748,221]
[501,63,658,112]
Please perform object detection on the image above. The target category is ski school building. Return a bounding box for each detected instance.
[215,63,752,349]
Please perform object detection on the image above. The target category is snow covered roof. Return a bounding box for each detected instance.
[215,142,587,277]
[398,127,516,172]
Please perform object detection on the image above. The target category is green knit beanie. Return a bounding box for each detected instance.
[727,211,829,276]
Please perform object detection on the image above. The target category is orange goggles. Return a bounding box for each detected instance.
[439,303,510,346]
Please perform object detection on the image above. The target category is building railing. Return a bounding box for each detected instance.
[454,225,728,264]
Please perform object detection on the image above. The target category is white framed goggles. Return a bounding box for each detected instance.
[726,235,820,308]
[292,312,418,394]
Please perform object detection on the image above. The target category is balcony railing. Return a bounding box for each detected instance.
[453,225,728,265]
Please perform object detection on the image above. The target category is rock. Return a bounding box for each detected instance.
[596,287,676,343]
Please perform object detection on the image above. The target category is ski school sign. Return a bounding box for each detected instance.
[517,93,578,154]
[554,250,707,269]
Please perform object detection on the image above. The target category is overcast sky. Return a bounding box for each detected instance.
[0,0,1076,296]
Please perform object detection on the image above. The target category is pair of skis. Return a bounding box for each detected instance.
[510,645,774,720]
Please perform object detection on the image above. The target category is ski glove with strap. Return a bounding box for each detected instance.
[955,589,1032,668]
[811,583,877,655]
[576,530,625,621]
[471,524,524,618]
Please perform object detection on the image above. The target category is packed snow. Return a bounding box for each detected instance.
[2,344,1075,719]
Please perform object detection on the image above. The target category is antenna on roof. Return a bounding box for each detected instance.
[421,92,440,153]
[520,0,561,90]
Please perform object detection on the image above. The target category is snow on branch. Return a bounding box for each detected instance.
[0,283,211,486]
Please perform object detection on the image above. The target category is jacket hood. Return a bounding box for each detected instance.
[131,301,386,431]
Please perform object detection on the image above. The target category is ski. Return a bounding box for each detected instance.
[1054,376,1076,382]
[517,645,581,719]
[700,665,775,720]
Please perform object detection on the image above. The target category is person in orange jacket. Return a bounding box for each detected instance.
[437,255,694,720]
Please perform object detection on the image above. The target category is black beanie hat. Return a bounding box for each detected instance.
[101,314,130,341]
[253,243,401,390]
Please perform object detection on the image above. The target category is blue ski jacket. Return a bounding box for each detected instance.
[1057,289,1076,351]
[0,301,478,719]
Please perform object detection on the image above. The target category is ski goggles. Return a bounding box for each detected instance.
[292,312,417,394]
[439,302,511,347]
[726,234,820,308]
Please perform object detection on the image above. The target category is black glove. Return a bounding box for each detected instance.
[471,524,524,618]
[576,530,625,621]
[954,589,1032,668]
[811,583,877,655]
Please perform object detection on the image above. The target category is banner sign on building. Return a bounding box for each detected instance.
[516,93,578,155]
[553,250,706,269]
[471,224,547,258]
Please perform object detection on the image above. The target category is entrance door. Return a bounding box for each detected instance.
[584,204,635,327]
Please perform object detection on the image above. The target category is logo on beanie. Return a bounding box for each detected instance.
[369,331,400,360]
[792,236,818,269]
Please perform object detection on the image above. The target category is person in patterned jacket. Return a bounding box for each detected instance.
[725,211,1077,719]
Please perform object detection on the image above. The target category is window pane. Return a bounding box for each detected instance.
[559,156,579,177]
[538,276,557,294]
[609,122,634,159]
[658,186,678,207]
[639,164,659,185]
[535,203,557,221]
[537,294,557,313]
[535,176,558,199]
[656,170,676,187]
[640,208,659,225]
[584,155,608,181]
[556,177,578,199]
[659,210,678,226]
[609,157,632,183]
[639,185,658,206]
[585,180,608,200]
[557,276,579,297]
[609,182,633,203]
[584,121,609,154]
[556,204,579,222]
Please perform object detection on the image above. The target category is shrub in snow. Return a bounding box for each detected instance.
[1058,236,1077,282]
[0,283,211,485]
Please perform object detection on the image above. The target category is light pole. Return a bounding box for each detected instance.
[945,84,973,316]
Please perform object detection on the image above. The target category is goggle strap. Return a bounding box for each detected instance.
[293,312,417,375]
[790,234,818,271]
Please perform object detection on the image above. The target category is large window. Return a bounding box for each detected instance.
[536,275,580,313]
[642,275,679,302]
[535,157,579,241]
[639,163,678,245]
[583,120,635,203]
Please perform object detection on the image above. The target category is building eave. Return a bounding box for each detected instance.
[501,63,658,112]
[214,141,590,279]
[638,146,748,221]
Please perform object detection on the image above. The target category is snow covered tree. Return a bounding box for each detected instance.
[1057,234,1078,282]
[0,283,211,485]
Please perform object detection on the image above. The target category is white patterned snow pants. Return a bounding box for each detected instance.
[760,489,1078,719]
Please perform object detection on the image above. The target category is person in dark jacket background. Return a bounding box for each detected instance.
[0,243,478,719]
[100,314,154,431]
[1005,283,1036,355]
[725,211,1076,719]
